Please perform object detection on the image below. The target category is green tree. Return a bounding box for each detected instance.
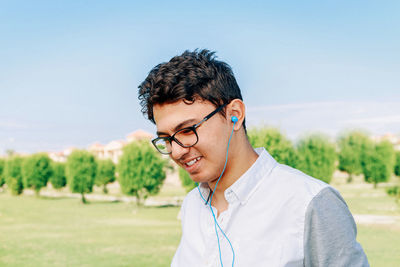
[22,153,52,196]
[248,127,297,167]
[179,167,197,192]
[394,151,400,177]
[337,131,370,183]
[50,162,67,189]
[95,159,115,194]
[4,157,24,195]
[66,150,97,203]
[362,141,394,188]
[392,151,400,202]
[0,158,5,187]
[376,140,395,171]
[296,134,336,184]
[118,141,167,205]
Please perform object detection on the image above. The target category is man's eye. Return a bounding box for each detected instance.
[180,129,193,135]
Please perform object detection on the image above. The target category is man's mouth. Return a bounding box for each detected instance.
[184,156,201,167]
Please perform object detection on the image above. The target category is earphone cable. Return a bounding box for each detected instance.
[197,121,236,267]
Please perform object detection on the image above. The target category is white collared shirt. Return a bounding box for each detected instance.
[171,148,369,267]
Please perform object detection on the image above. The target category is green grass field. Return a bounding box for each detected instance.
[1,174,400,267]
[0,194,181,267]
[331,175,400,267]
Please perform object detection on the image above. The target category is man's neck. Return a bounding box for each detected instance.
[208,137,259,210]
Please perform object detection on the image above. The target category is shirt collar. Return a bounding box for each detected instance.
[229,147,277,205]
[198,147,277,205]
[198,182,212,204]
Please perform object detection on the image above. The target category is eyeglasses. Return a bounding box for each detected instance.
[152,104,227,154]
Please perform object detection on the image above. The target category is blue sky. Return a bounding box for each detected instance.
[1,0,400,154]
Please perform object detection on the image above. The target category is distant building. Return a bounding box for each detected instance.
[51,129,154,163]
[126,129,154,143]
[104,140,127,163]
[48,147,77,162]
[371,133,400,151]
[88,142,106,160]
[48,151,65,162]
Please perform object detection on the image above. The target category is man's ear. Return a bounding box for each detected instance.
[227,99,246,131]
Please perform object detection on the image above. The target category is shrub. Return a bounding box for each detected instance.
[95,159,115,194]
[394,151,400,177]
[4,157,24,195]
[386,186,399,196]
[118,141,167,205]
[363,141,394,188]
[50,162,67,189]
[296,134,336,184]
[248,127,297,167]
[0,158,5,187]
[22,153,52,196]
[375,140,395,170]
[66,150,97,203]
[179,167,197,192]
[386,186,400,202]
[337,131,370,182]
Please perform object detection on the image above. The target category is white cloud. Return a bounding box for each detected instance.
[0,119,29,130]
[344,115,400,124]
[247,101,348,112]
[246,100,400,139]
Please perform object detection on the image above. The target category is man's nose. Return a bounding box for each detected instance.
[170,141,189,160]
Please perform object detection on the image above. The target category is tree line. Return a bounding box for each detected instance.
[178,128,400,202]
[1,129,400,204]
[0,141,167,204]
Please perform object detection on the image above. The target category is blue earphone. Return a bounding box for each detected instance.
[231,116,238,123]
[197,115,238,267]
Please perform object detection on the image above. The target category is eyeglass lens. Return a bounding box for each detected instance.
[155,128,198,153]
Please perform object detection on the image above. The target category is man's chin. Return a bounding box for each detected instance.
[189,173,207,184]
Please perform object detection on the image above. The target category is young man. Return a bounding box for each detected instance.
[138,49,369,267]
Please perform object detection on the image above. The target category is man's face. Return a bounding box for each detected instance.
[153,100,232,183]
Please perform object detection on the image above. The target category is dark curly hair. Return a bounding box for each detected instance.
[138,49,245,130]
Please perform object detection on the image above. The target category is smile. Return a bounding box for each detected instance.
[185,157,201,167]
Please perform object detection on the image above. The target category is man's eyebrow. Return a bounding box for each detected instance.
[156,118,197,136]
[156,131,169,136]
[173,118,197,132]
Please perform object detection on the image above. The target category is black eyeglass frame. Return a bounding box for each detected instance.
[152,103,227,154]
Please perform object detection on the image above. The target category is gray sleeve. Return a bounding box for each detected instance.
[303,187,369,267]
